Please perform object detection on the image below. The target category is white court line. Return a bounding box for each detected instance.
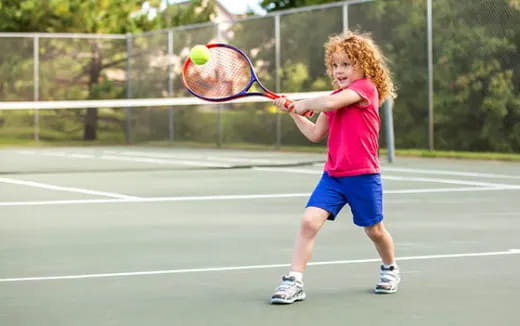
[1,186,519,207]
[1,249,518,283]
[382,175,516,188]
[0,177,140,200]
[253,167,321,174]
[100,154,232,168]
[382,167,520,180]
[0,193,309,207]
[17,150,232,168]
[253,167,518,188]
[104,150,291,165]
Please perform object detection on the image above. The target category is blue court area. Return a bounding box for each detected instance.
[1,147,519,325]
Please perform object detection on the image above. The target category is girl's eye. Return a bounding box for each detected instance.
[332,64,338,68]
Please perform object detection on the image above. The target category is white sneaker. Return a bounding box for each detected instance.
[271,275,306,304]
[374,265,400,294]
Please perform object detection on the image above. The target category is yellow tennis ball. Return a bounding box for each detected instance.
[190,45,210,65]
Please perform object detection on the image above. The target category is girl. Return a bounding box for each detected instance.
[271,30,399,304]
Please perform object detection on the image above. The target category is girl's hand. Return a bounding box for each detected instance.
[274,97,313,117]
[273,97,293,112]
[292,101,309,115]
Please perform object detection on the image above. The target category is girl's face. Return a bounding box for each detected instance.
[330,50,364,88]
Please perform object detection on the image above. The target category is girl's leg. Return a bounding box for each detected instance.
[271,207,330,304]
[364,221,395,265]
[290,206,330,272]
[365,221,400,293]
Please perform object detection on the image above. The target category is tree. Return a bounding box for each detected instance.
[259,0,520,152]
[0,0,215,140]
[0,0,163,140]
[429,0,520,152]
[160,0,215,27]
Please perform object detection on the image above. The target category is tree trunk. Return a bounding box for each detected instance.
[83,41,102,141]
[83,107,98,140]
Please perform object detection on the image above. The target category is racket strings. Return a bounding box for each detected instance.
[184,47,252,99]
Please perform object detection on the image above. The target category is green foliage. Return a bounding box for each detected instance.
[0,0,162,139]
[0,0,162,33]
[430,0,520,152]
[0,1,217,142]
[260,0,520,153]
[278,6,342,91]
[0,38,33,101]
[349,0,430,148]
[0,0,216,140]
[159,0,215,27]
[0,108,126,141]
[2,0,519,152]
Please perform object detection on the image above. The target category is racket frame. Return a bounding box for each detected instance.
[182,43,313,117]
[183,43,288,102]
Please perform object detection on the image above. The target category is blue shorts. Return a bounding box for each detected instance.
[306,172,383,227]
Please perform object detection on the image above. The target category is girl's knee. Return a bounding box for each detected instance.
[300,210,327,237]
[364,222,385,240]
[301,216,321,236]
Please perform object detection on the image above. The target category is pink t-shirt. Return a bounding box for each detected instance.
[324,78,381,177]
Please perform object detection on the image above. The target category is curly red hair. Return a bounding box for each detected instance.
[324,30,396,103]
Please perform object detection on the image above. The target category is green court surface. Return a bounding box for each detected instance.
[1,147,519,326]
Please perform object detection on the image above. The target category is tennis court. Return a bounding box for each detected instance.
[1,146,519,325]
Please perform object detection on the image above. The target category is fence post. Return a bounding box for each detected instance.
[125,33,133,144]
[216,23,224,148]
[427,0,434,151]
[342,2,349,31]
[383,99,395,163]
[168,30,175,142]
[274,14,282,150]
[33,35,39,142]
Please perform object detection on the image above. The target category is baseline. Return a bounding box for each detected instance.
[1,249,518,283]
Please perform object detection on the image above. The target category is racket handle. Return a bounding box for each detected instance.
[284,99,315,118]
[303,110,315,118]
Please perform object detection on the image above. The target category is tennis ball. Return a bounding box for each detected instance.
[190,45,210,65]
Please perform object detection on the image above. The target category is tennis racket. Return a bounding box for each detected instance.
[182,43,314,117]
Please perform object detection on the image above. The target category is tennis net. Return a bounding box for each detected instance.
[0,93,396,174]
[0,95,334,174]
[0,92,327,145]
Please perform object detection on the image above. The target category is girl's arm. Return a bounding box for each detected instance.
[291,89,363,115]
[288,112,329,143]
[273,97,329,143]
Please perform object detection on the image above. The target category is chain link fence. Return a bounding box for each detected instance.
[1,0,519,152]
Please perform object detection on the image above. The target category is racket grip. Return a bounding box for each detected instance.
[303,110,315,118]
[283,98,293,109]
[284,99,315,118]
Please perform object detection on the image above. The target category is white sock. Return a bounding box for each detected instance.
[288,271,303,282]
[383,263,398,270]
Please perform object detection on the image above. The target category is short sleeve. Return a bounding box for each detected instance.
[347,79,377,108]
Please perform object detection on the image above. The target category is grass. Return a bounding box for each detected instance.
[391,148,520,161]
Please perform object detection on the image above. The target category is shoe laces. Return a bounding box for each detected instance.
[276,276,301,292]
[379,265,399,283]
